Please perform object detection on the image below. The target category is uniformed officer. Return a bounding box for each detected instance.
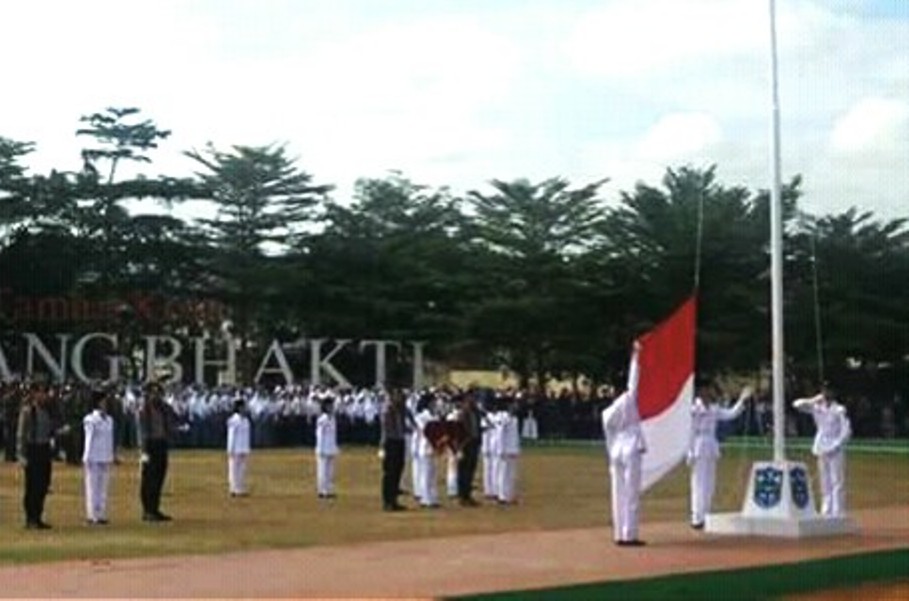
[602,342,646,546]
[82,389,115,525]
[380,389,408,511]
[138,382,175,522]
[688,383,752,529]
[315,396,339,498]
[793,384,852,517]
[226,398,251,496]
[17,384,63,529]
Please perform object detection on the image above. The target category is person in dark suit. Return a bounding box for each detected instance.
[138,382,175,522]
[380,389,408,511]
[456,391,482,507]
[17,384,66,529]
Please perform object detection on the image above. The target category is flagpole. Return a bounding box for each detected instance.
[768,0,786,463]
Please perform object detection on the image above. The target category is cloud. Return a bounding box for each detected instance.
[635,113,723,162]
[829,97,909,154]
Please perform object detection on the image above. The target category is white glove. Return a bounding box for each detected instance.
[140,453,150,464]
[377,448,385,460]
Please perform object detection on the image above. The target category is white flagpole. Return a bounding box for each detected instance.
[768,0,786,463]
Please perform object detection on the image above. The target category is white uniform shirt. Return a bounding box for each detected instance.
[498,412,521,456]
[601,355,646,462]
[315,413,339,456]
[226,412,252,455]
[689,394,747,460]
[415,409,437,457]
[83,409,115,464]
[793,395,851,456]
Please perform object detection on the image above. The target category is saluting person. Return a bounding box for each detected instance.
[226,398,251,497]
[602,342,646,546]
[793,384,852,517]
[83,389,115,525]
[688,383,752,529]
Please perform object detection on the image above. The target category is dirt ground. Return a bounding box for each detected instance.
[0,505,906,599]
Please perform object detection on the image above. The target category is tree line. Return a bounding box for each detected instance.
[1,107,907,399]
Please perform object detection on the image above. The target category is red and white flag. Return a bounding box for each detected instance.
[635,296,697,492]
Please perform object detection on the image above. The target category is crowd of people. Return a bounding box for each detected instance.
[0,371,898,537]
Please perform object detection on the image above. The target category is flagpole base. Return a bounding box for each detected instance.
[705,460,857,538]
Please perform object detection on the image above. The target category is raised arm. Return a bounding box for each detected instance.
[717,386,753,421]
[792,393,823,413]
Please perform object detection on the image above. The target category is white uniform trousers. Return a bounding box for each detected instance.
[496,455,517,503]
[818,450,846,516]
[610,455,642,542]
[316,454,336,496]
[228,454,248,495]
[418,456,438,506]
[83,462,111,522]
[409,442,422,500]
[482,453,496,498]
[446,451,458,497]
[689,456,717,526]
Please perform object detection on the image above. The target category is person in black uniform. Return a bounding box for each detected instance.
[138,382,175,522]
[380,389,408,511]
[17,384,65,529]
[456,391,482,507]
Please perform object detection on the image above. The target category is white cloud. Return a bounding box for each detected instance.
[829,97,909,154]
[635,113,723,162]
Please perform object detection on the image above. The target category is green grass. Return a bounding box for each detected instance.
[451,548,909,600]
[0,445,907,564]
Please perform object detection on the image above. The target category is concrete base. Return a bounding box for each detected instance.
[704,460,858,538]
[706,512,856,538]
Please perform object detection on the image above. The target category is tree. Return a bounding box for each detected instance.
[186,143,332,380]
[601,166,803,378]
[466,177,610,388]
[300,173,472,383]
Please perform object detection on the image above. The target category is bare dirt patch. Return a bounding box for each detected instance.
[0,506,906,598]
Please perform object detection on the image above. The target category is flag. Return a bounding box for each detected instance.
[636,295,697,492]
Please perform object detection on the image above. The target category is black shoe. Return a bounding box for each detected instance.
[459,498,479,507]
[384,503,407,512]
[616,539,646,547]
[691,522,705,530]
[97,519,109,525]
[155,512,172,521]
[36,521,52,530]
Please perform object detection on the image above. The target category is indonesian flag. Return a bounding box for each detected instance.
[636,295,697,492]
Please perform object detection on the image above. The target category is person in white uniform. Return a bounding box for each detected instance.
[495,399,520,505]
[414,397,440,508]
[315,396,339,498]
[793,385,852,517]
[688,383,752,529]
[226,398,251,497]
[480,407,496,499]
[82,390,115,525]
[445,407,460,498]
[602,342,646,546]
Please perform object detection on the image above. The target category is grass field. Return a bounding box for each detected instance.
[453,548,909,601]
[1,444,907,564]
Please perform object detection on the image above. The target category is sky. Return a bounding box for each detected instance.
[1,0,907,222]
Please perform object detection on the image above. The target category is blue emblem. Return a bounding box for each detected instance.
[753,466,783,509]
[790,466,810,509]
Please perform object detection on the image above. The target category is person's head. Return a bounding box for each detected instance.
[92,389,109,413]
[460,391,477,411]
[145,381,164,403]
[320,397,334,414]
[820,382,837,403]
[233,398,246,414]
